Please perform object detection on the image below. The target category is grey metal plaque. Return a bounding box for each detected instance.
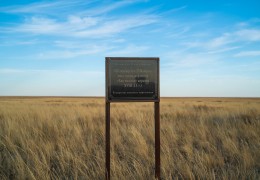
[106,57,159,102]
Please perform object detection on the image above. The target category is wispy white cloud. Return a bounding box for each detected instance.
[106,44,149,56]
[6,13,157,38]
[234,50,260,57]
[111,38,126,43]
[0,68,103,76]
[15,17,62,34]
[0,0,96,15]
[177,54,218,67]
[208,28,260,46]
[166,26,190,38]
[163,51,219,69]
[207,33,232,48]
[79,0,144,16]
[68,15,99,28]
[25,41,149,59]
[0,39,39,46]
[0,68,25,74]
[36,44,113,59]
[235,18,260,28]
[73,15,158,37]
[235,29,260,41]
[1,0,146,17]
[1,0,157,38]
[165,6,187,14]
[181,27,260,56]
[54,40,90,49]
[204,46,241,54]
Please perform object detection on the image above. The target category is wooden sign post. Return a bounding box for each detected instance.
[105,57,160,179]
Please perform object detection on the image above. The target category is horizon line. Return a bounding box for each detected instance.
[0,96,259,99]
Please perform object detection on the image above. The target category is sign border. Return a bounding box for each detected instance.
[106,57,160,102]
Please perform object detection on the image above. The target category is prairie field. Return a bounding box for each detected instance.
[0,97,259,179]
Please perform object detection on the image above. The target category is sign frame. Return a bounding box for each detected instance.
[106,57,160,102]
[105,57,160,180]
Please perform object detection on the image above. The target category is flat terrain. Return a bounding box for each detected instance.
[0,97,259,179]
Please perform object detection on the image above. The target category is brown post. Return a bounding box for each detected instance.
[155,102,160,179]
[105,102,110,180]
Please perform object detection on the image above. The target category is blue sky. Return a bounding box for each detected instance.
[0,0,260,97]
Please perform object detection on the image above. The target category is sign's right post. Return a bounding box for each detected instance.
[155,101,160,179]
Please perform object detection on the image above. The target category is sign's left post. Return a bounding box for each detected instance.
[105,101,110,180]
[105,58,110,180]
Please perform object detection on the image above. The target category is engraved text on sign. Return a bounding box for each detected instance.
[106,58,159,101]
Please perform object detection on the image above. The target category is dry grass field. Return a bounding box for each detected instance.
[0,97,259,179]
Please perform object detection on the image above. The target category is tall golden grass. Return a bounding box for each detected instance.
[0,97,259,179]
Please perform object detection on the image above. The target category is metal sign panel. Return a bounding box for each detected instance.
[106,57,159,102]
